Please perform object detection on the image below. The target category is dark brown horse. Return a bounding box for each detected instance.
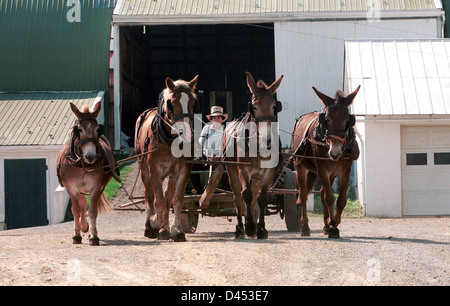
[135,76,199,242]
[202,72,284,239]
[57,102,117,245]
[291,85,360,238]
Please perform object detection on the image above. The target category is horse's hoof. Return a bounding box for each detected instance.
[72,236,82,244]
[235,225,245,239]
[245,223,257,237]
[301,227,311,237]
[328,227,340,239]
[158,229,171,240]
[257,228,268,239]
[144,228,159,239]
[89,236,100,246]
[171,232,187,242]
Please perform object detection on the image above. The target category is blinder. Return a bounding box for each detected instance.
[72,116,104,142]
[165,88,201,119]
[314,108,356,143]
[248,92,282,122]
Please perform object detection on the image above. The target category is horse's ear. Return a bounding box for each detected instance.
[342,85,361,106]
[70,102,82,119]
[91,100,102,118]
[246,72,257,95]
[268,75,284,94]
[188,75,199,90]
[312,86,335,107]
[165,77,176,91]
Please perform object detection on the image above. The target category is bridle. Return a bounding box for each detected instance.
[315,104,355,146]
[70,116,104,163]
[154,88,199,143]
[165,88,200,121]
[73,116,104,144]
[248,92,283,123]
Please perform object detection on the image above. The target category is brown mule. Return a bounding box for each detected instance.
[57,101,117,245]
[291,86,360,238]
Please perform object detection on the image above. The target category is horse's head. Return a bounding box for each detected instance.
[70,101,103,164]
[246,72,284,148]
[312,85,360,161]
[163,75,199,142]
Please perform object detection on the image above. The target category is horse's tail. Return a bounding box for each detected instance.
[97,192,112,214]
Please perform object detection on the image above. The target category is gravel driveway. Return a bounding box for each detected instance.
[0,208,448,286]
[0,161,448,287]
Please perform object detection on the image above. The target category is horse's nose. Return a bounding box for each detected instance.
[84,151,97,164]
[329,151,341,161]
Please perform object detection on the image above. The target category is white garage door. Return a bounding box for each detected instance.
[402,126,450,216]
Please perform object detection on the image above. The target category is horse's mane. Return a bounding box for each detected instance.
[80,104,91,113]
[335,90,345,104]
[256,80,269,91]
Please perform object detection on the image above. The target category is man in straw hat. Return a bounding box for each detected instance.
[199,105,228,159]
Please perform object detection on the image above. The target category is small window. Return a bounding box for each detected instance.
[406,153,427,165]
[434,152,450,165]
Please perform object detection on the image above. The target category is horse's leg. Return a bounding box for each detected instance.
[319,173,340,238]
[149,172,170,240]
[226,165,245,239]
[170,166,191,242]
[69,191,83,244]
[242,172,257,238]
[141,162,157,238]
[296,166,311,236]
[256,172,273,239]
[78,193,89,233]
[87,189,101,246]
[335,169,351,227]
[244,177,260,238]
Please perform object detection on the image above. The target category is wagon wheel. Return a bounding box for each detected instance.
[283,169,301,232]
[181,211,199,233]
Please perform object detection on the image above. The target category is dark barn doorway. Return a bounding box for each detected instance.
[119,23,275,144]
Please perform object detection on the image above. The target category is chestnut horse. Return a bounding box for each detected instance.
[57,102,117,245]
[291,86,360,238]
[202,72,284,239]
[135,76,199,242]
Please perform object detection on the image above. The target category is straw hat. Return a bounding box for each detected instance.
[206,105,228,121]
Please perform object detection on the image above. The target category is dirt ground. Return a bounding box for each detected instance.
[0,161,449,286]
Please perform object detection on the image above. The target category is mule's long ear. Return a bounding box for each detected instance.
[166,77,176,91]
[188,75,199,90]
[342,85,361,106]
[70,102,82,119]
[246,72,257,95]
[312,86,335,107]
[91,100,102,118]
[268,75,284,94]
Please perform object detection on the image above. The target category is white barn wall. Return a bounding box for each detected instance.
[274,18,440,146]
[359,121,402,217]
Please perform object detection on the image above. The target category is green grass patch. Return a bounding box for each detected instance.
[104,163,132,200]
[312,192,363,218]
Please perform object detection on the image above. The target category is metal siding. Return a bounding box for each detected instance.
[275,19,440,145]
[115,0,439,16]
[0,92,101,146]
[346,40,450,116]
[0,0,113,92]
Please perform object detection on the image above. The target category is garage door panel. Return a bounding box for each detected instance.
[403,192,450,216]
[402,129,428,147]
[430,128,450,147]
[402,126,450,216]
